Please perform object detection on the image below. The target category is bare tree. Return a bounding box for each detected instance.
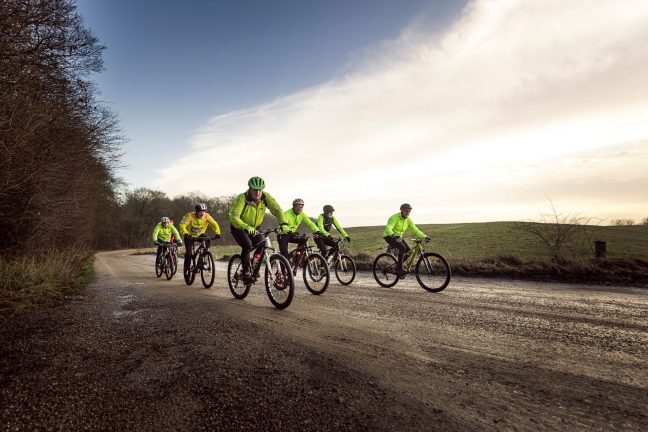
[514,200,599,262]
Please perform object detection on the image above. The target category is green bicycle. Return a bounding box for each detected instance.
[372,238,451,292]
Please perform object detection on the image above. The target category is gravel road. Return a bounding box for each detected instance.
[1,250,647,431]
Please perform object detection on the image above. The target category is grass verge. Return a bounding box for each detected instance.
[0,249,95,310]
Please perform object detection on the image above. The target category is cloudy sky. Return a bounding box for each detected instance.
[78,0,648,226]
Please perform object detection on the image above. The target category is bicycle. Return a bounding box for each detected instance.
[287,233,330,295]
[324,237,356,285]
[155,241,177,280]
[372,238,451,292]
[183,235,218,288]
[227,228,295,309]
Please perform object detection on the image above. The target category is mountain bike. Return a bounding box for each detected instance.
[183,235,218,288]
[155,241,178,280]
[324,237,356,285]
[227,228,295,309]
[287,233,330,295]
[372,238,451,292]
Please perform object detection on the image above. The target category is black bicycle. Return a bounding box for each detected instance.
[227,228,295,309]
[372,238,451,292]
[155,241,179,280]
[287,233,330,295]
[183,235,218,288]
[324,237,356,285]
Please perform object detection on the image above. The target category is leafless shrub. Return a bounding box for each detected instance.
[611,219,635,226]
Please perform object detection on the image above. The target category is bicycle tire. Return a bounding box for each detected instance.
[303,253,330,295]
[335,255,356,285]
[227,254,251,299]
[184,257,196,286]
[372,253,400,288]
[164,255,173,280]
[415,253,451,292]
[200,251,216,288]
[171,251,178,275]
[155,254,162,277]
[264,253,294,309]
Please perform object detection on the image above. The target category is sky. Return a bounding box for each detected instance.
[76,0,648,226]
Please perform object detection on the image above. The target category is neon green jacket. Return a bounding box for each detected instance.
[229,191,285,230]
[317,214,348,238]
[179,212,221,237]
[152,223,181,243]
[383,213,426,238]
[282,209,320,234]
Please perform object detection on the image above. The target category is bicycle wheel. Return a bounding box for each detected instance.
[303,253,330,295]
[199,251,215,288]
[184,257,196,286]
[372,253,400,288]
[164,255,173,280]
[171,250,178,275]
[264,254,294,309]
[155,254,162,277]
[227,254,251,299]
[415,253,451,292]
[335,255,356,285]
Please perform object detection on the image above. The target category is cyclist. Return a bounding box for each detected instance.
[315,204,350,258]
[279,198,322,259]
[384,203,428,275]
[229,176,287,283]
[152,216,182,262]
[179,203,221,271]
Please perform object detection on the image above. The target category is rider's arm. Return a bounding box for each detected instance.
[178,213,191,236]
[152,224,161,243]
[170,224,182,242]
[384,214,399,237]
[300,213,320,233]
[263,192,286,225]
[228,194,252,230]
[206,214,221,236]
[332,217,348,237]
[408,218,426,239]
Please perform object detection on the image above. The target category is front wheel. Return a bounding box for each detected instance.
[184,257,196,286]
[200,251,216,288]
[372,253,400,288]
[303,253,330,295]
[155,254,162,277]
[171,249,178,275]
[415,253,451,292]
[164,254,173,280]
[227,254,250,299]
[334,255,356,285]
[264,254,294,309]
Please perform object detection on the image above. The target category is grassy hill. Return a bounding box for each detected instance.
[342,222,648,261]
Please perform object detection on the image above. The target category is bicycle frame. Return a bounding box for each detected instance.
[288,235,317,275]
[249,234,275,279]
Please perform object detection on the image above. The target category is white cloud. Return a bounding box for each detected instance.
[155,0,648,226]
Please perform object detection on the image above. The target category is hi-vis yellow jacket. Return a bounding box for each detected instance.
[179,212,221,238]
[383,213,426,239]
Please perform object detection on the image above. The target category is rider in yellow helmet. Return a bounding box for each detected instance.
[179,202,221,271]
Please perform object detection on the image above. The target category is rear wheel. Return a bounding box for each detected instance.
[335,255,356,285]
[171,249,178,275]
[372,253,399,288]
[264,254,294,309]
[200,251,216,288]
[155,253,162,277]
[415,253,451,292]
[227,254,250,299]
[303,253,330,295]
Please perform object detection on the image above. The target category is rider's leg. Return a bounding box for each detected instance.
[385,236,407,271]
[183,235,194,269]
[314,235,327,256]
[231,226,253,274]
[156,244,163,263]
[278,233,291,259]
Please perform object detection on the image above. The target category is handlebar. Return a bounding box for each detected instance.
[411,237,431,244]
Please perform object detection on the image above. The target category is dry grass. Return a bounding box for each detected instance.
[0,248,94,310]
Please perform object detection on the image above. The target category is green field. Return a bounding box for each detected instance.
[341,222,648,262]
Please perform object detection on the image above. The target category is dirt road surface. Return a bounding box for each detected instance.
[2,250,647,431]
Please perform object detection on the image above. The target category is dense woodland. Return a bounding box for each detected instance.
[0,1,249,258]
